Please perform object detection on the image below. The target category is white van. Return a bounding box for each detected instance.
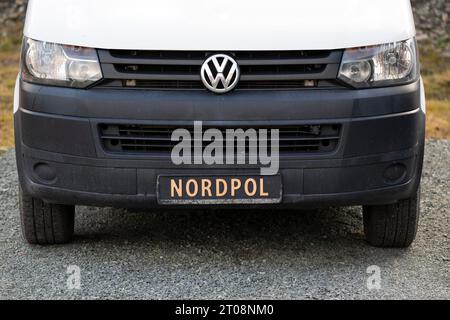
[14,0,426,247]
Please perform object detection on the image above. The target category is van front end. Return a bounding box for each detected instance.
[15,0,425,247]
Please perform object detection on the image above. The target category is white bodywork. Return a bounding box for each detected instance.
[420,78,427,113]
[24,0,416,51]
[13,75,20,114]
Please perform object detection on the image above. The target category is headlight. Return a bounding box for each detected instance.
[338,38,419,88]
[22,37,103,88]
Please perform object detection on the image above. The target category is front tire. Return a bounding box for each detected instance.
[363,187,420,248]
[19,187,75,245]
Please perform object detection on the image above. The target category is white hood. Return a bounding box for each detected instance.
[24,0,416,50]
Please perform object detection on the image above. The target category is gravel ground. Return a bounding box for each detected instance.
[0,140,449,300]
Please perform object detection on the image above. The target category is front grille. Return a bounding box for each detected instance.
[99,124,341,156]
[97,49,343,90]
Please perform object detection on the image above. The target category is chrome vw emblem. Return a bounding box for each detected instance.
[200,54,240,93]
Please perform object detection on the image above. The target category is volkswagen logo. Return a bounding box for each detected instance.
[200,54,240,94]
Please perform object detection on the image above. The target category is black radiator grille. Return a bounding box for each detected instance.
[113,64,325,76]
[99,124,341,156]
[97,49,343,90]
[109,50,331,60]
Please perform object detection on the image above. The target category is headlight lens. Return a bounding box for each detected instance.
[22,38,102,88]
[338,38,418,88]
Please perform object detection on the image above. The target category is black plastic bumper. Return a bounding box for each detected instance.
[15,80,425,209]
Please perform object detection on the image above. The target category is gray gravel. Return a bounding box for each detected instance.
[0,140,449,300]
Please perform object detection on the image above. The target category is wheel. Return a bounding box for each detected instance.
[363,187,420,248]
[19,187,75,245]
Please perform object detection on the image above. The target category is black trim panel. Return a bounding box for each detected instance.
[19,80,420,120]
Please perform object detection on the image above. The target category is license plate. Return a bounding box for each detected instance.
[157,175,282,205]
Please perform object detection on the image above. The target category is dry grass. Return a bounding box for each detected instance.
[420,42,450,139]
[0,27,449,147]
[0,25,21,147]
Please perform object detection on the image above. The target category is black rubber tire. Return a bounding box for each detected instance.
[19,187,75,245]
[363,188,420,248]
